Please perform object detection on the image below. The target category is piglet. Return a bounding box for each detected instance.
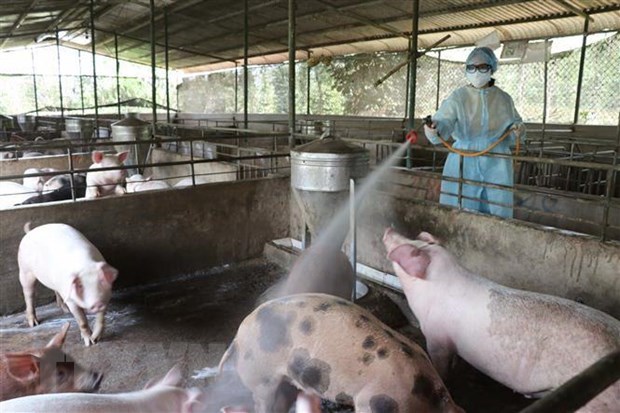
[382,227,620,412]
[126,174,171,193]
[218,293,464,413]
[0,323,102,401]
[85,150,129,199]
[0,182,36,209]
[22,168,45,193]
[18,222,118,346]
[21,175,87,205]
[0,365,202,413]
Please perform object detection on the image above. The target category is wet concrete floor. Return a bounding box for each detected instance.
[0,257,534,412]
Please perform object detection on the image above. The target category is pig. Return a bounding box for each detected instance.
[85,150,129,199]
[22,168,46,193]
[126,174,171,193]
[0,182,35,209]
[382,227,620,412]
[0,323,102,401]
[22,168,59,194]
[218,293,464,413]
[22,174,87,205]
[18,222,118,346]
[0,365,203,413]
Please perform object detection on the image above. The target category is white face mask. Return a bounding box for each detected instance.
[466,71,492,88]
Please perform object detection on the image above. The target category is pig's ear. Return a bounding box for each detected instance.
[387,244,430,279]
[4,354,40,384]
[143,365,182,389]
[92,151,104,163]
[417,231,440,244]
[160,365,182,387]
[46,322,70,348]
[99,263,118,286]
[117,151,130,163]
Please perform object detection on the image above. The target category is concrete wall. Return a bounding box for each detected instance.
[0,153,93,182]
[290,169,620,319]
[0,176,290,315]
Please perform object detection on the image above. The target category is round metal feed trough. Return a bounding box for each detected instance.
[291,135,369,192]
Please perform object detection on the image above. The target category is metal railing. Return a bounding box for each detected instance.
[353,138,620,242]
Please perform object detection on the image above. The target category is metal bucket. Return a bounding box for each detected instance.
[111,113,151,174]
[65,117,94,152]
[291,135,369,241]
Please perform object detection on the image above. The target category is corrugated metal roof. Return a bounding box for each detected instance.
[0,0,618,73]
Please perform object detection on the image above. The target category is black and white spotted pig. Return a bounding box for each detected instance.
[218,293,464,413]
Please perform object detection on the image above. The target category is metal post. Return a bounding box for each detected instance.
[150,0,157,133]
[68,145,76,201]
[190,134,196,186]
[30,48,39,115]
[406,0,420,169]
[243,0,249,131]
[407,0,420,130]
[435,50,441,110]
[404,38,411,119]
[55,27,64,120]
[115,33,121,118]
[164,6,170,124]
[288,0,296,149]
[349,178,357,302]
[541,39,549,156]
[234,62,238,114]
[574,16,589,125]
[458,155,464,209]
[78,50,84,115]
[405,39,412,169]
[90,0,100,139]
[306,52,311,115]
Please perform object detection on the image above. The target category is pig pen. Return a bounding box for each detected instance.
[0,255,533,413]
[1,173,618,412]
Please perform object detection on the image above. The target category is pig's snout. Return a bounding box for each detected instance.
[89,302,106,313]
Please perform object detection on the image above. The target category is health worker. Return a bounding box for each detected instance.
[424,46,526,219]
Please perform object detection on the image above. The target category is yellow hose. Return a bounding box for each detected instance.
[435,127,519,157]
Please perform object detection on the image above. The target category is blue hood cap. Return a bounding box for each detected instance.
[466,47,498,73]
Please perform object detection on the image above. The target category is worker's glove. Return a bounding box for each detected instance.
[424,124,439,141]
[511,123,526,139]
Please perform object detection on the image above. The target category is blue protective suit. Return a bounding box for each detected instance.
[427,84,525,218]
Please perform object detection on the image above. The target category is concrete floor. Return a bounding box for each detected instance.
[0,256,534,412]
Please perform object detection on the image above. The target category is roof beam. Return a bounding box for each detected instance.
[314,0,408,39]
[95,0,211,48]
[151,0,388,62]
[551,0,594,22]
[0,0,38,48]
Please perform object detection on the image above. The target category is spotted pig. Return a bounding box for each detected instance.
[218,293,464,413]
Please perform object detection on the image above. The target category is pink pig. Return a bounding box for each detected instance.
[0,323,102,401]
[0,365,203,413]
[85,150,129,199]
[18,222,118,346]
[383,227,620,412]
